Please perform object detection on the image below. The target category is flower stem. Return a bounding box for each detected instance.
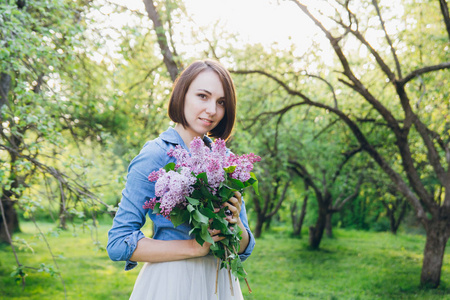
[215,257,220,295]
[224,246,234,296]
[232,244,252,293]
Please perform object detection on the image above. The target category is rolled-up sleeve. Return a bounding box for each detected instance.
[238,199,255,261]
[107,141,164,270]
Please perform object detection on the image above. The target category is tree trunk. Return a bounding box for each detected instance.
[0,195,20,243]
[325,212,333,238]
[0,72,11,109]
[439,0,450,41]
[309,206,326,249]
[291,195,308,237]
[420,219,450,288]
[59,200,67,230]
[264,217,272,231]
[254,215,264,238]
[388,212,398,235]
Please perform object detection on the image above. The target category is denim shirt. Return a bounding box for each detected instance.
[107,127,256,270]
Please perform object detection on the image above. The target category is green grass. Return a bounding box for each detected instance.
[0,222,449,299]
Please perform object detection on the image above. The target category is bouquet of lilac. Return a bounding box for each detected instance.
[143,137,260,294]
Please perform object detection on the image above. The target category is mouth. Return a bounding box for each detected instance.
[199,118,214,125]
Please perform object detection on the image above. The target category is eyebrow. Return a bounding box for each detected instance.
[197,89,225,99]
[198,89,212,95]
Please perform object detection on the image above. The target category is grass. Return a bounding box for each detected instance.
[0,222,449,299]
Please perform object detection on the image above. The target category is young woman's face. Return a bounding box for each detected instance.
[183,69,226,138]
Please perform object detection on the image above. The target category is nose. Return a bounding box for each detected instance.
[205,100,216,115]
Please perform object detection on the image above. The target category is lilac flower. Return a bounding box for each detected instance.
[148,168,166,182]
[145,168,196,218]
[227,153,262,182]
[144,136,260,216]
[205,158,225,194]
[168,145,190,169]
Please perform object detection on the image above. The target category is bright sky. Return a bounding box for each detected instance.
[96,0,333,62]
[182,0,320,48]
[90,0,411,70]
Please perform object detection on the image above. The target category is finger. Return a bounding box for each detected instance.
[226,217,237,224]
[233,191,242,204]
[223,202,238,215]
[227,197,241,213]
[208,228,221,236]
[223,203,239,224]
[212,235,225,242]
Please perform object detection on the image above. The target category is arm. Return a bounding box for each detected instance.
[107,140,225,268]
[132,192,255,264]
[129,233,223,263]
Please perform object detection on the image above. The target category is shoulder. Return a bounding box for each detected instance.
[128,134,175,174]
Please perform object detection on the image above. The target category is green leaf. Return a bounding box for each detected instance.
[227,178,245,190]
[250,172,259,195]
[199,207,216,219]
[170,209,189,227]
[200,224,214,244]
[192,210,209,224]
[218,187,234,200]
[195,234,205,246]
[189,190,202,201]
[152,202,161,214]
[163,162,176,172]
[224,165,236,173]
[244,177,256,186]
[186,204,195,213]
[196,172,208,184]
[211,217,230,235]
[185,197,200,206]
[200,185,216,200]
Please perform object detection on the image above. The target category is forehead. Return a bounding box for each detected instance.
[189,69,224,96]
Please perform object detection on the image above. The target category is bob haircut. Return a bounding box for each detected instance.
[168,59,237,141]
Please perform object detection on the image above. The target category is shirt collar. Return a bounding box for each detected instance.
[160,127,213,149]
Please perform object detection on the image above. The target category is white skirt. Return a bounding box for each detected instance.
[129,255,244,300]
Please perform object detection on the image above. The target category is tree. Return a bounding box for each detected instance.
[234,0,450,288]
[289,146,362,247]
[0,0,95,241]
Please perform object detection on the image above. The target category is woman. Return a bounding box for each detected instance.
[107,59,255,300]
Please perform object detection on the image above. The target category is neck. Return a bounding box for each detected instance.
[174,124,203,149]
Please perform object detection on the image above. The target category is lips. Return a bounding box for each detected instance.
[199,118,213,125]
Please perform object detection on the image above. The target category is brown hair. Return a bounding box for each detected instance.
[168,59,237,141]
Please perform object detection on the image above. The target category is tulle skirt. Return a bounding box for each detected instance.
[129,255,244,300]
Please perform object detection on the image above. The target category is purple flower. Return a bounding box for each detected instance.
[151,168,196,218]
[227,153,261,182]
[144,136,260,216]
[148,169,166,182]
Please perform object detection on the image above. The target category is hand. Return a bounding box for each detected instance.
[223,191,242,224]
[191,228,224,257]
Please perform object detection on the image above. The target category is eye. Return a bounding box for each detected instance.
[218,100,225,106]
[197,93,207,100]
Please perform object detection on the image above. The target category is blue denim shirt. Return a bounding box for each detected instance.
[107,127,256,270]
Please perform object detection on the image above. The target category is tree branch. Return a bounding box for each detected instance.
[334,176,363,211]
[267,180,291,218]
[242,67,427,219]
[397,62,450,86]
[292,0,401,133]
[439,0,450,41]
[289,160,324,205]
[142,0,179,81]
[372,0,403,78]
